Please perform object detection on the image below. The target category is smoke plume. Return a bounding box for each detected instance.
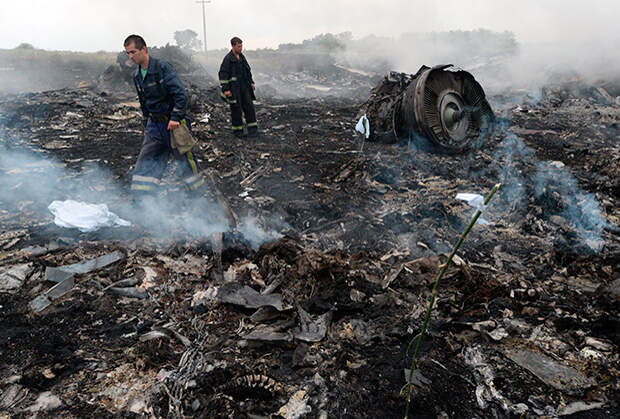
[0,140,282,248]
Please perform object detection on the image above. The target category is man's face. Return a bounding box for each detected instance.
[232,42,243,54]
[125,42,148,66]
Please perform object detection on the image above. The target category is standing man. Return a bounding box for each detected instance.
[218,37,258,138]
[123,35,205,196]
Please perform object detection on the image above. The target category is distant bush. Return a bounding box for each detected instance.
[174,29,202,52]
[15,43,35,50]
[278,32,353,53]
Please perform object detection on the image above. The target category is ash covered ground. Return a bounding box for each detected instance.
[0,45,619,419]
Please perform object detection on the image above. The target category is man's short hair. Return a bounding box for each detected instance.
[230,37,242,46]
[124,35,147,50]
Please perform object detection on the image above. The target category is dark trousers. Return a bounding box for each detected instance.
[230,86,257,136]
[131,118,205,195]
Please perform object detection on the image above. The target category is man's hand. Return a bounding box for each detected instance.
[168,120,180,130]
[251,83,256,91]
[224,90,232,98]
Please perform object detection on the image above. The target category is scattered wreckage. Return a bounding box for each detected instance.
[0,60,619,419]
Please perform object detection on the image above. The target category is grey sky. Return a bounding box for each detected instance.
[1,0,618,52]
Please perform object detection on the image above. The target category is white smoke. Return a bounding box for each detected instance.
[0,140,283,249]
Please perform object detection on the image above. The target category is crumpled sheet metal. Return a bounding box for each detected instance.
[242,304,333,343]
[217,282,287,311]
[503,347,594,394]
[30,276,75,313]
[294,305,333,343]
[463,345,510,411]
[244,325,294,342]
[45,251,123,282]
[0,263,33,294]
[31,251,123,312]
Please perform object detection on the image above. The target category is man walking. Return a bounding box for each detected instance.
[123,34,205,196]
[218,37,258,138]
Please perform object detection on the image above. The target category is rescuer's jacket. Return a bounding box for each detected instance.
[133,57,187,123]
[218,50,256,105]
[130,58,204,195]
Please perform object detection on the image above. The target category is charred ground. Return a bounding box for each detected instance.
[0,57,619,419]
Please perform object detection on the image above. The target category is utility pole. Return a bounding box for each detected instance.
[196,0,211,54]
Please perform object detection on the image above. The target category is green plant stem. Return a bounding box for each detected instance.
[350,134,366,177]
[404,183,500,419]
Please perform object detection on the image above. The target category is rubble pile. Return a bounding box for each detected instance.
[99,45,216,94]
[247,52,379,99]
[0,71,619,418]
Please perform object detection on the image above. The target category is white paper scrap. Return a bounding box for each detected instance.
[355,114,370,139]
[456,193,490,225]
[200,113,210,123]
[48,200,131,232]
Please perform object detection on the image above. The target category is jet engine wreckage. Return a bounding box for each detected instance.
[360,65,495,152]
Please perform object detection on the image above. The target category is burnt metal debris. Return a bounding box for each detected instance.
[30,251,124,312]
[361,65,495,152]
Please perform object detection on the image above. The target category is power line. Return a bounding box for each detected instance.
[196,0,211,54]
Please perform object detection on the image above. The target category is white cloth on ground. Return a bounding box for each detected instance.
[48,200,130,232]
[355,114,370,139]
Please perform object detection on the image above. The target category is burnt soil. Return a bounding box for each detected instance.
[0,80,619,418]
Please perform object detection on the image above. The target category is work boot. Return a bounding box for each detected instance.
[247,125,259,138]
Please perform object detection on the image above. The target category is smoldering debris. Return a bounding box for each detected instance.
[0,62,619,419]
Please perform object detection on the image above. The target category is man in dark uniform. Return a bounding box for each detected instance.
[218,37,258,138]
[123,34,206,196]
